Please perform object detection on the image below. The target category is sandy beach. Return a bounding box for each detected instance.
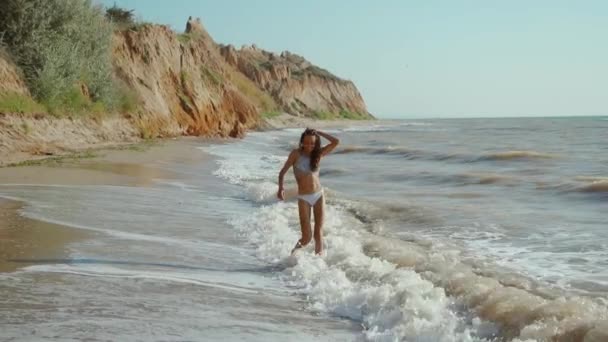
[0,137,217,273]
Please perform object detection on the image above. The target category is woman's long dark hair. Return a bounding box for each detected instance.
[300,128,322,171]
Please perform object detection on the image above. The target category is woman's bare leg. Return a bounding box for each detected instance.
[312,196,325,255]
[291,199,312,255]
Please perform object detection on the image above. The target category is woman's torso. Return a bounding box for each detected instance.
[293,151,322,194]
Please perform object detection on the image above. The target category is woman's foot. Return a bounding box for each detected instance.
[290,241,303,255]
[314,242,323,255]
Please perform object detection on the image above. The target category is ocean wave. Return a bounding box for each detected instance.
[319,168,348,177]
[574,176,608,183]
[335,145,460,162]
[457,172,515,185]
[573,176,608,193]
[334,145,382,155]
[231,196,608,341]
[329,196,443,229]
[335,145,420,156]
[388,171,516,186]
[477,151,556,161]
[205,130,608,341]
[537,177,608,195]
[336,146,557,165]
[365,235,608,342]
[216,182,608,338]
[230,203,499,341]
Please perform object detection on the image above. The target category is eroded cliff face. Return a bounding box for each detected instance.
[1,16,373,162]
[111,17,262,138]
[220,44,372,118]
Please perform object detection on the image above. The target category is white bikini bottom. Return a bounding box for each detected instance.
[297,189,323,206]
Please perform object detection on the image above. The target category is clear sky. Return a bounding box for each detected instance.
[99,0,607,118]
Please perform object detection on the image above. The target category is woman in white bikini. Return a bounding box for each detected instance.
[277,128,340,255]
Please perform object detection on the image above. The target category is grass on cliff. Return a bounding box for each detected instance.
[177,33,192,44]
[105,4,156,32]
[200,66,224,87]
[291,66,341,82]
[312,110,369,120]
[0,88,138,118]
[177,32,205,45]
[227,68,277,113]
[338,110,370,120]
[42,88,106,117]
[261,111,281,119]
[0,93,46,114]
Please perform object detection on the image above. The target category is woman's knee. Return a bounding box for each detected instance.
[314,218,323,231]
[313,228,322,240]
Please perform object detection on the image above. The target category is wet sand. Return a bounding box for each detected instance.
[0,198,90,272]
[0,137,214,273]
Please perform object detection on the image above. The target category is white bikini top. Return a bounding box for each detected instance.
[295,153,319,174]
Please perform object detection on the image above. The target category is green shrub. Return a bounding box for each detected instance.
[42,86,98,117]
[0,0,116,110]
[105,3,135,29]
[129,22,154,32]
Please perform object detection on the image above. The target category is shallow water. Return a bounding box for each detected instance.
[0,142,359,341]
[202,117,608,341]
[2,117,608,341]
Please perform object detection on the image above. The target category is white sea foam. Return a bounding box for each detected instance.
[228,200,499,341]
[202,139,501,340]
[202,127,608,341]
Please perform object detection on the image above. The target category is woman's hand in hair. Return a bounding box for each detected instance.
[317,130,340,156]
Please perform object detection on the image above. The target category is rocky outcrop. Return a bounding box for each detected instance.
[0,51,30,96]
[185,16,211,41]
[219,44,372,118]
[111,20,261,138]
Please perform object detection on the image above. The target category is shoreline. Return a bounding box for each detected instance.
[0,137,214,273]
[0,114,374,273]
[0,112,378,168]
[0,198,91,273]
